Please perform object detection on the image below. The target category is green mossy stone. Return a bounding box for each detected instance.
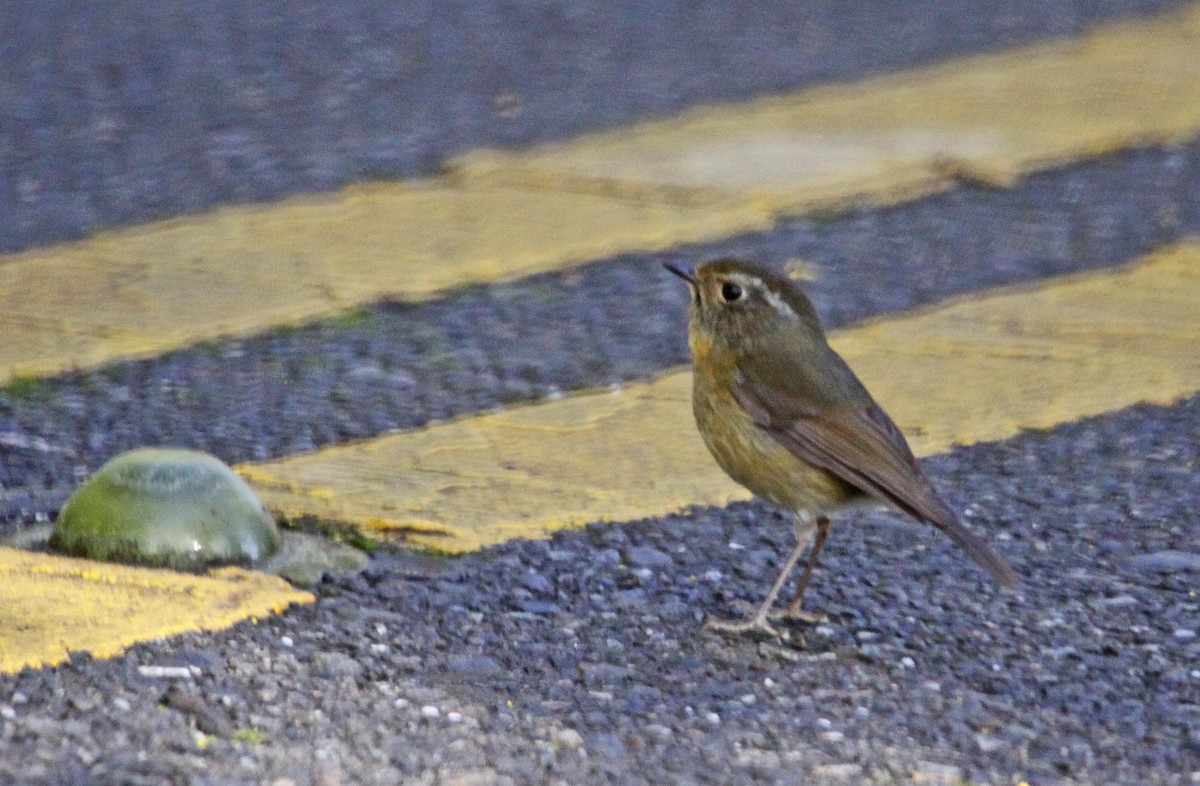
[50,448,280,569]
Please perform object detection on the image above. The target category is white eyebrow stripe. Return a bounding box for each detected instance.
[762,288,797,319]
[729,273,796,320]
[722,272,796,319]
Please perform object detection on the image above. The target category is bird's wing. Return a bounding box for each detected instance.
[733,347,1019,586]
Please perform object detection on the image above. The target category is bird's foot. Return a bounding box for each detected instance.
[704,614,808,648]
[704,612,780,637]
[770,608,828,625]
[700,612,796,643]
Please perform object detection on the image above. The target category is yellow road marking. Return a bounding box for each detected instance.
[4,5,1200,383]
[453,4,1200,209]
[241,241,1200,552]
[0,547,312,673]
[0,185,757,381]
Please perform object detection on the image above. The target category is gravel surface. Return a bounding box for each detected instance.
[0,0,1186,252]
[3,143,1199,532]
[4,4,1200,784]
[2,393,1198,785]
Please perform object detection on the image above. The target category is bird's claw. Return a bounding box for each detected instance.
[770,608,828,625]
[704,614,777,636]
[704,615,809,649]
[704,614,803,643]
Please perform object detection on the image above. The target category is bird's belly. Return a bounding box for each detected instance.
[693,377,858,514]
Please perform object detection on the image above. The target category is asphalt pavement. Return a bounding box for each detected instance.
[0,0,1187,252]
[3,142,1198,530]
[2,392,1198,785]
[2,2,1200,785]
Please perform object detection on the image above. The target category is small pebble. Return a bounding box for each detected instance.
[912,762,963,784]
[520,571,553,594]
[819,731,845,743]
[553,729,584,748]
[813,763,863,779]
[627,546,672,568]
[859,644,884,659]
[1173,629,1196,641]
[739,694,757,705]
[112,697,132,712]
[1129,550,1200,573]
[518,600,560,615]
[900,656,915,668]
[420,705,440,719]
[975,734,1004,753]
[446,711,463,724]
[137,665,194,680]
[280,636,294,648]
[704,712,720,726]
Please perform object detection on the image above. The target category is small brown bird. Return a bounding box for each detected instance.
[666,258,1018,635]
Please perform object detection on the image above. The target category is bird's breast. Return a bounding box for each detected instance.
[691,365,858,514]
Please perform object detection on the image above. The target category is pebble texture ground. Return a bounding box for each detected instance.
[2,4,1199,784]
[3,142,1200,531]
[1,149,1199,782]
[1,393,1197,785]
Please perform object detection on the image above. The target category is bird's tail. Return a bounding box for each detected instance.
[929,505,1020,587]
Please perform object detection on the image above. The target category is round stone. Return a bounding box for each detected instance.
[50,448,280,568]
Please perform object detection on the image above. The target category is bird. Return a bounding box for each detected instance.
[664,257,1018,635]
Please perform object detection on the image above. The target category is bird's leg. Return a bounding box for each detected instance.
[779,515,830,621]
[706,515,814,637]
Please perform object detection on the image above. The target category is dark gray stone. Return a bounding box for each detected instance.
[626,546,673,569]
[1128,551,1200,573]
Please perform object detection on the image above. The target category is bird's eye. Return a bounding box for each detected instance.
[720,282,743,302]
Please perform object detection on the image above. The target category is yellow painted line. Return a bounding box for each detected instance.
[453,3,1200,207]
[0,547,313,674]
[5,5,1200,383]
[0,185,758,382]
[241,241,1200,552]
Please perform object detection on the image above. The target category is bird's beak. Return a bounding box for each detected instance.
[663,262,697,286]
